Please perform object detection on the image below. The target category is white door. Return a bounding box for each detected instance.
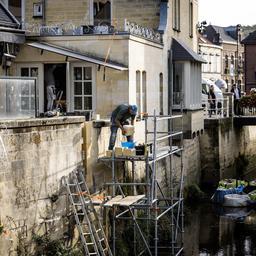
[17,63,44,113]
[70,63,96,115]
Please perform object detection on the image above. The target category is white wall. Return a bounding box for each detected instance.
[128,36,165,115]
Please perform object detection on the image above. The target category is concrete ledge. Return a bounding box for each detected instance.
[93,120,111,128]
[0,116,85,129]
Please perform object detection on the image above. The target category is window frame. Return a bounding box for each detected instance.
[71,63,96,113]
[173,0,181,32]
[90,0,112,26]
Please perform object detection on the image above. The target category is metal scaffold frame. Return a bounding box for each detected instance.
[100,110,184,256]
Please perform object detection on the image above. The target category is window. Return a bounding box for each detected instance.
[93,0,111,25]
[9,0,22,22]
[231,55,234,65]
[225,55,229,68]
[173,63,183,106]
[73,66,93,111]
[142,71,147,114]
[189,1,193,37]
[216,55,221,73]
[159,73,164,115]
[173,0,180,31]
[136,71,141,118]
[20,67,38,112]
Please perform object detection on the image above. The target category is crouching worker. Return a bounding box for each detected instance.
[108,104,137,150]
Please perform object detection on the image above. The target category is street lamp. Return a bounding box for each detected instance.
[236,24,241,86]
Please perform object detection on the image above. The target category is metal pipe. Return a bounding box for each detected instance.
[156,131,183,142]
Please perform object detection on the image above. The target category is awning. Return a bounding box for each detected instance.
[0,31,25,44]
[27,42,128,71]
[172,38,206,63]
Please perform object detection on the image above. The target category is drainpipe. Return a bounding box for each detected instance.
[21,0,25,29]
[168,49,173,115]
[42,0,46,26]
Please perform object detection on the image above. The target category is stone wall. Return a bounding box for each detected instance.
[0,117,84,255]
[200,118,256,187]
[25,0,160,30]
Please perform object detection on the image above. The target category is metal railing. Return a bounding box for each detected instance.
[24,19,162,43]
[202,96,231,119]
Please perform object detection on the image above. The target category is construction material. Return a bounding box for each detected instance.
[65,169,113,256]
[106,150,113,158]
[123,148,136,157]
[114,147,123,156]
[104,195,145,207]
[122,125,134,136]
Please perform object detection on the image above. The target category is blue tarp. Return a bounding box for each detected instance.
[211,185,244,204]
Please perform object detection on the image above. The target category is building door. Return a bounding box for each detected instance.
[44,64,66,112]
[70,64,96,116]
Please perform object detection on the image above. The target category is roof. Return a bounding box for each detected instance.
[241,30,256,44]
[172,38,206,63]
[0,2,20,28]
[27,42,128,71]
[211,25,237,43]
[198,35,214,45]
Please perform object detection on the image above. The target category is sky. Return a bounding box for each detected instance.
[198,0,256,27]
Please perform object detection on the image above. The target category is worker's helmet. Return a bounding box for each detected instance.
[130,105,138,115]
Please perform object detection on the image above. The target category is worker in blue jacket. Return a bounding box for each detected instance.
[108,104,137,150]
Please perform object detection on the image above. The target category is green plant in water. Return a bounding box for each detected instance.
[184,184,205,203]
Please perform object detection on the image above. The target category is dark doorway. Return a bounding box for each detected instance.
[44,64,66,112]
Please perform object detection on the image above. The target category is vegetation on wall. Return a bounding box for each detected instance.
[32,234,83,256]
[239,94,256,108]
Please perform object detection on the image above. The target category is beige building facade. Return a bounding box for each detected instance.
[4,0,204,135]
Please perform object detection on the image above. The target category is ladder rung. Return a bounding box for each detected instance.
[96,229,102,233]
[77,213,84,216]
[74,203,82,206]
[89,253,97,255]
[83,232,91,235]
[86,242,94,245]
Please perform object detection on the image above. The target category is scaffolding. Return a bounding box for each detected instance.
[100,110,184,255]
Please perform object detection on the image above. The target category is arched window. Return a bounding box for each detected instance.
[159,73,164,114]
[142,71,147,114]
[136,71,141,118]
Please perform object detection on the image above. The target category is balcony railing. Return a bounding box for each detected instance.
[202,96,231,119]
[24,19,162,43]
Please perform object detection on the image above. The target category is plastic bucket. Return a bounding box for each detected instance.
[121,141,135,149]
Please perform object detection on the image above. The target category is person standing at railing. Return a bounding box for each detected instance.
[208,85,216,117]
[231,84,241,115]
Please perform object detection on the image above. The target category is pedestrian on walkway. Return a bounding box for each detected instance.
[231,84,241,115]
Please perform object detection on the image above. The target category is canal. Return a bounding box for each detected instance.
[184,203,256,255]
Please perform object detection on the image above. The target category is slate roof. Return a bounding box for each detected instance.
[0,1,20,28]
[206,25,236,44]
[172,38,206,63]
[210,25,236,43]
[241,30,256,44]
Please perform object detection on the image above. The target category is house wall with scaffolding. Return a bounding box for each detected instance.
[86,112,185,256]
